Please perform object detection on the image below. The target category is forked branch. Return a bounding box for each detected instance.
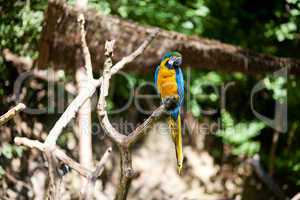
[97,30,169,200]
[13,14,112,200]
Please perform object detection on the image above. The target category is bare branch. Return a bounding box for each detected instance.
[0,103,26,126]
[76,14,94,180]
[292,193,300,200]
[92,147,112,181]
[76,13,94,180]
[14,137,92,178]
[8,12,161,200]
[44,78,99,148]
[33,68,65,82]
[44,27,158,149]
[2,49,65,82]
[3,49,33,70]
[97,40,126,144]
[96,30,165,200]
[81,147,112,199]
[125,105,166,147]
[78,13,93,80]
[110,29,159,75]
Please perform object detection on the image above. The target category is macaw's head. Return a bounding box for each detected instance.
[161,51,182,69]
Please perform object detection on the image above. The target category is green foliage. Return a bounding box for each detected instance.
[0,144,24,159]
[0,0,45,79]
[264,76,287,103]
[83,0,210,35]
[1,144,13,159]
[217,110,265,156]
[264,0,300,42]
[189,71,223,117]
[274,150,300,186]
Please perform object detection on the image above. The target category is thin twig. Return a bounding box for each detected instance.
[2,49,33,70]
[110,29,159,75]
[78,13,93,80]
[125,104,166,147]
[0,103,26,126]
[92,147,112,181]
[44,79,99,148]
[81,147,112,199]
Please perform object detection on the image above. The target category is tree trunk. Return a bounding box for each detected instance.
[76,67,93,185]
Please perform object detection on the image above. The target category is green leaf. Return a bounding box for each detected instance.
[182,21,194,29]
[2,144,13,159]
[221,110,234,128]
[232,141,260,156]
[14,146,24,157]
[191,100,201,117]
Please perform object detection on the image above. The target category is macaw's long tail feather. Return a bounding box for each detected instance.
[168,115,183,174]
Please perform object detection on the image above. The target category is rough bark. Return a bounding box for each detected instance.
[38,0,300,75]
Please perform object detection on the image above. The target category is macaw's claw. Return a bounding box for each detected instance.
[177,164,182,175]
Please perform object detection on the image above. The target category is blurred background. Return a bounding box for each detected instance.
[0,0,299,199]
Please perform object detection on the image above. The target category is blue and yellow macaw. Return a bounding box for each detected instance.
[154,51,184,174]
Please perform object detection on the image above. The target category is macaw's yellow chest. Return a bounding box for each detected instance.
[157,66,178,98]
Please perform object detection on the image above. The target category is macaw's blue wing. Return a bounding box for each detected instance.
[154,65,160,95]
[170,67,184,120]
[176,67,184,105]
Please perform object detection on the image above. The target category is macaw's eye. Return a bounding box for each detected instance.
[167,58,174,69]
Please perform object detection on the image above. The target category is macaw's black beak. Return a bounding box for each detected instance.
[168,56,182,68]
[173,57,182,67]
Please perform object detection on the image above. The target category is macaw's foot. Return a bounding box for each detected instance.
[163,95,179,110]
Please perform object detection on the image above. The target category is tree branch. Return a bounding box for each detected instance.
[124,104,166,147]
[44,24,158,149]
[77,6,94,188]
[14,137,92,178]
[44,78,99,148]
[38,1,300,75]
[81,147,112,200]
[0,103,26,126]
[3,49,33,70]
[96,28,171,200]
[3,49,65,82]
[9,13,128,200]
[78,13,93,80]
[292,193,300,200]
[97,40,126,145]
